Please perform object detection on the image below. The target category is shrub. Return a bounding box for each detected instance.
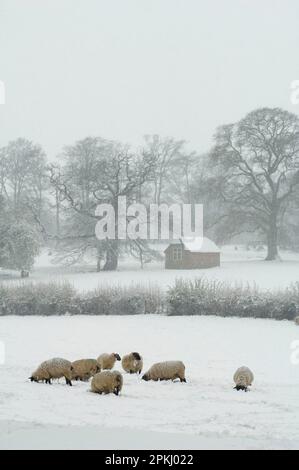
[0,282,164,316]
[0,278,297,320]
[166,279,299,320]
[0,282,79,316]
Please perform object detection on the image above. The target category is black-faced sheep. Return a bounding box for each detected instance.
[121,352,143,374]
[30,358,73,386]
[91,370,123,395]
[71,359,101,381]
[142,361,186,383]
[233,366,254,392]
[97,353,121,370]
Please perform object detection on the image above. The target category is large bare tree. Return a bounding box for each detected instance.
[50,137,157,270]
[211,108,299,260]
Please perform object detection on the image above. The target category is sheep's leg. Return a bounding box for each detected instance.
[114,388,120,396]
[180,378,187,383]
[65,377,72,386]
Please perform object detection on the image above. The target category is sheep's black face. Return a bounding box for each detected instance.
[96,366,101,373]
[142,374,149,381]
[132,352,141,361]
[116,376,122,386]
[30,376,38,383]
[114,353,121,361]
[234,385,247,392]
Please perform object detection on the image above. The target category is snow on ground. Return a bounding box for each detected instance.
[0,246,299,292]
[0,315,298,450]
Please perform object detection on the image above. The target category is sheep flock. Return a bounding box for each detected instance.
[29,350,257,396]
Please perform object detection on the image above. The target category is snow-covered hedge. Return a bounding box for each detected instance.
[82,285,164,316]
[0,283,79,316]
[0,283,164,316]
[0,279,298,320]
[167,279,299,320]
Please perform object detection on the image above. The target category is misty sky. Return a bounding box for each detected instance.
[0,0,299,159]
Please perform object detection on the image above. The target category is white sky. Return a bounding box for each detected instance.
[0,0,299,159]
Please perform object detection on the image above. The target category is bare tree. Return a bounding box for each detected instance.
[211,108,299,260]
[49,137,157,270]
[142,135,185,204]
[0,138,47,220]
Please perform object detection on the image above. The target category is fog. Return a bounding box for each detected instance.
[0,0,299,158]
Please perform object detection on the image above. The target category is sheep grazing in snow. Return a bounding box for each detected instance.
[295,316,299,326]
[142,361,186,383]
[30,358,73,386]
[71,359,101,382]
[97,353,121,370]
[233,366,254,392]
[121,352,143,374]
[91,370,123,396]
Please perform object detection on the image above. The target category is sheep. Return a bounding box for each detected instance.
[97,353,121,370]
[142,361,186,383]
[71,359,101,382]
[30,358,73,386]
[91,370,123,396]
[295,316,299,326]
[121,352,143,374]
[233,366,254,392]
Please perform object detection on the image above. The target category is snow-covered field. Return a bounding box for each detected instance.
[1,246,299,292]
[0,315,298,450]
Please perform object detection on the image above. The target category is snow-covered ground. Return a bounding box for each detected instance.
[0,315,298,450]
[0,246,299,292]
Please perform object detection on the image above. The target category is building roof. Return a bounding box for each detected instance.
[166,237,220,253]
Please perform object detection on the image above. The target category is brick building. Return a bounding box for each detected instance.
[164,237,220,269]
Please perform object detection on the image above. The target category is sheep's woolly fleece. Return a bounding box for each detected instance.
[71,359,99,381]
[121,352,143,374]
[97,353,120,370]
[142,361,186,382]
[233,366,254,390]
[31,358,72,383]
[91,371,123,395]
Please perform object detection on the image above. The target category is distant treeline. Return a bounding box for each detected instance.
[0,279,298,321]
[1,107,299,276]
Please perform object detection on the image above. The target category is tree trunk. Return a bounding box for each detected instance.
[55,188,60,238]
[55,188,61,249]
[103,240,119,271]
[139,250,144,269]
[265,218,279,261]
[21,270,29,278]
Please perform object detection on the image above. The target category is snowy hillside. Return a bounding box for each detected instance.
[0,315,298,450]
